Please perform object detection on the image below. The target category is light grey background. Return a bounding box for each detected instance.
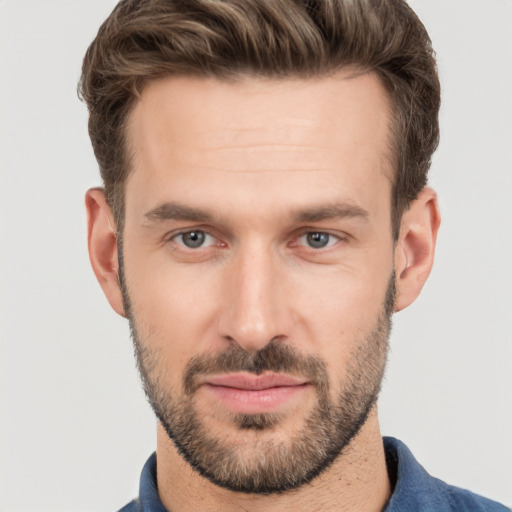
[1,1,511,510]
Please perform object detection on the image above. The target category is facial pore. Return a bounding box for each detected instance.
[120,267,395,494]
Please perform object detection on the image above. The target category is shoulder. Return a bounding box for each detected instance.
[117,498,141,512]
[383,437,510,512]
[440,485,510,512]
[424,474,510,512]
[116,453,170,512]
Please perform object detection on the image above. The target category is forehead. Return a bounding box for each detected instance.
[125,72,394,221]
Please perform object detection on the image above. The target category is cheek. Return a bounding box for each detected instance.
[123,254,223,381]
[290,258,393,363]
[122,225,394,383]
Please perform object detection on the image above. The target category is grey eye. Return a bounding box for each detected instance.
[301,232,337,249]
[307,232,330,248]
[180,231,206,248]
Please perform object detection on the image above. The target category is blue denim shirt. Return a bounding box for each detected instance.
[119,437,510,512]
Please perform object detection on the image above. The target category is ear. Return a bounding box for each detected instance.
[85,188,126,317]
[394,187,441,312]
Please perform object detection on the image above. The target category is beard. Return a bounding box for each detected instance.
[120,261,395,495]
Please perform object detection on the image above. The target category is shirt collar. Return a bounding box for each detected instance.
[133,437,447,512]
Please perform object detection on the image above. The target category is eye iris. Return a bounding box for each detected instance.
[182,231,205,248]
[307,232,329,248]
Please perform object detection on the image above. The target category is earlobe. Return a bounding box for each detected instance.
[394,187,441,312]
[85,188,126,317]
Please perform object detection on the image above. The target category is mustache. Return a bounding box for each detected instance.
[183,341,328,395]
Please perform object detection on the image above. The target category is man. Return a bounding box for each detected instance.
[80,0,509,511]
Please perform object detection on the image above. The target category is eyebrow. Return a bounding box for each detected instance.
[293,203,369,223]
[144,203,213,224]
[143,201,369,225]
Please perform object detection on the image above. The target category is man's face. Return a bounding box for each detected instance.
[121,72,396,493]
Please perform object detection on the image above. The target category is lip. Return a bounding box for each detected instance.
[199,372,310,414]
[203,372,309,390]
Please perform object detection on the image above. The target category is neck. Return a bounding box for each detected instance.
[156,407,391,512]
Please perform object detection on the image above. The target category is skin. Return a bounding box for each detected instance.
[86,71,440,511]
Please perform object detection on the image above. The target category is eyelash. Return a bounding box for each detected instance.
[167,229,346,252]
[167,229,220,250]
[295,231,341,250]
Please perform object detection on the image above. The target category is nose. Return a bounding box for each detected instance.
[217,246,292,353]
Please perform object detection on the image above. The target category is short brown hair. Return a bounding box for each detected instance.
[79,0,440,237]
